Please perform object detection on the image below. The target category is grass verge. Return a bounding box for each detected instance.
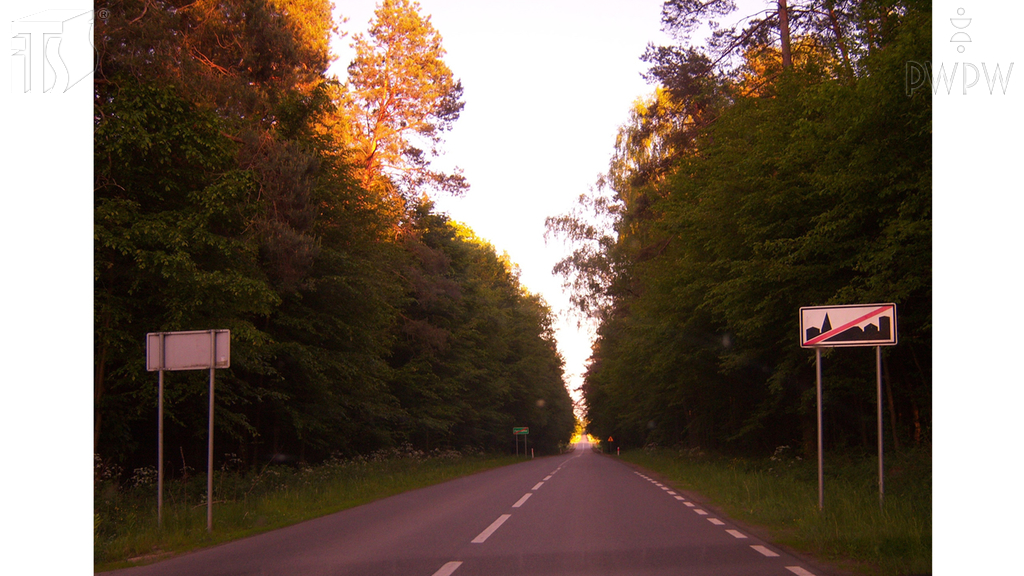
[619,446,931,576]
[95,448,525,572]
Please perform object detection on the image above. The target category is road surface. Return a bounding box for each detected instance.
[106,440,836,576]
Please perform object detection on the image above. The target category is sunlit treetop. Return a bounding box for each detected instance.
[345,0,468,203]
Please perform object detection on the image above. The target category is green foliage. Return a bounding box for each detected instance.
[555,2,930,455]
[388,202,575,454]
[94,0,574,485]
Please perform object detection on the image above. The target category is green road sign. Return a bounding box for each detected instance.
[513,427,529,435]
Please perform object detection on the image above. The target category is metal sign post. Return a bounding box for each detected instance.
[157,336,165,528]
[513,427,529,457]
[816,347,823,511]
[876,346,884,507]
[147,330,230,532]
[800,304,896,511]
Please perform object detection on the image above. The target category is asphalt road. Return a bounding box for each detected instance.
[107,440,834,576]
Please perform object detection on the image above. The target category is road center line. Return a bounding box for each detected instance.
[752,545,779,557]
[472,514,511,543]
[544,475,552,481]
[726,529,747,539]
[431,561,463,576]
[512,493,532,508]
[532,482,544,490]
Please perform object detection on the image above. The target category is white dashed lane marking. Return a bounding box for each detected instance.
[532,482,544,490]
[471,514,511,543]
[627,469,816,576]
[512,493,532,508]
[751,545,779,557]
[431,561,463,576]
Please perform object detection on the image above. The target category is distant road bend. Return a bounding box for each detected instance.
[108,440,832,576]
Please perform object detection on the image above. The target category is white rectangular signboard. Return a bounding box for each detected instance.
[800,304,897,348]
[146,330,230,371]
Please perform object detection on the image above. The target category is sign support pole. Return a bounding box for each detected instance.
[157,333,165,529]
[157,368,164,528]
[877,346,885,508]
[147,329,230,532]
[816,347,824,512]
[800,304,897,513]
[207,330,216,533]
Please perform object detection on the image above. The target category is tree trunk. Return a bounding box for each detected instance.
[827,3,853,79]
[94,315,109,452]
[883,355,901,451]
[778,0,793,69]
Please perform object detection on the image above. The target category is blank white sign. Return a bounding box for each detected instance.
[146,330,230,371]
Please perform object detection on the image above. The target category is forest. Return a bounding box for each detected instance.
[547,0,931,456]
[94,0,931,484]
[93,0,576,478]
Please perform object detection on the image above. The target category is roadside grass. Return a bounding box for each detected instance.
[619,446,931,576]
[94,447,529,571]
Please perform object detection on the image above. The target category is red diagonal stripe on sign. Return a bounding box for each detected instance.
[805,305,893,346]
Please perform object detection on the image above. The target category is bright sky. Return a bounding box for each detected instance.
[327,0,766,407]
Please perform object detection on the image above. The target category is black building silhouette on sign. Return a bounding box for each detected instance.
[806,315,891,343]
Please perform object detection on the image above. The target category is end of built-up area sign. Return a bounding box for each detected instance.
[799,303,897,512]
[799,304,897,348]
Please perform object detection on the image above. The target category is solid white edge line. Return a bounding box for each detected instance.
[785,567,816,576]
[726,529,747,539]
[472,514,512,543]
[751,545,779,557]
[512,493,532,508]
[533,482,544,490]
[431,561,463,576]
